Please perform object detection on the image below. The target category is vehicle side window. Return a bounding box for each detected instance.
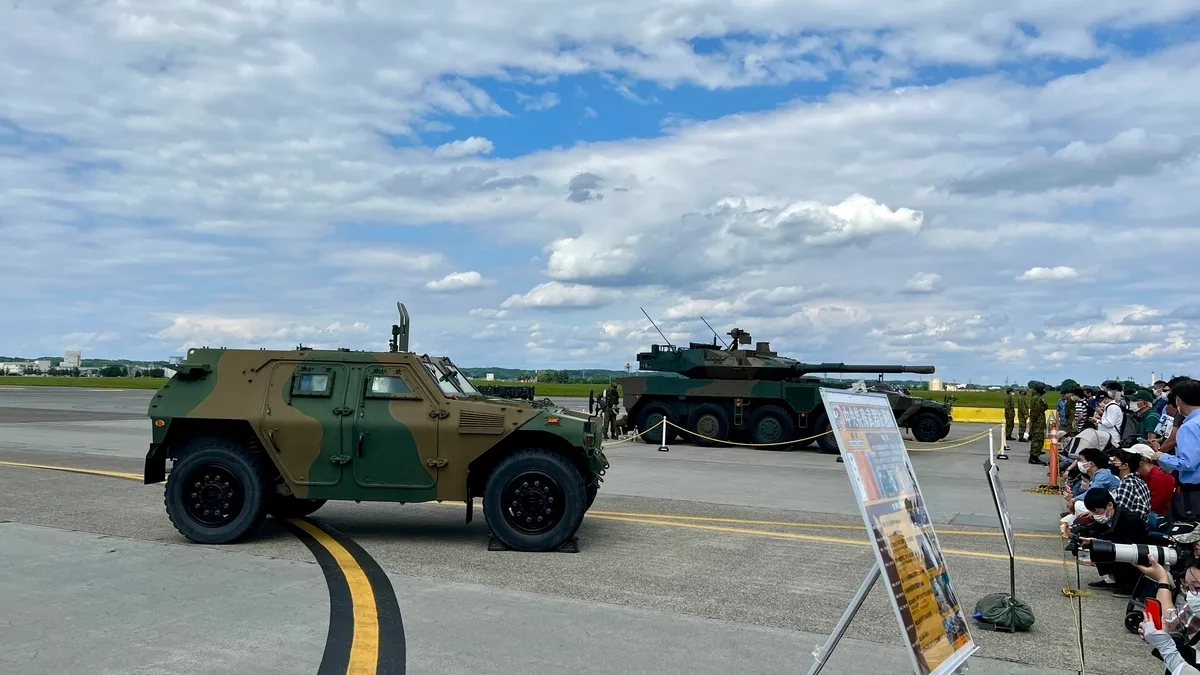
[364,371,421,400]
[291,369,334,398]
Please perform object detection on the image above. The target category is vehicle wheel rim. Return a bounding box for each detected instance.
[918,418,938,439]
[646,413,664,435]
[501,470,566,534]
[757,417,781,442]
[696,414,720,438]
[182,463,244,527]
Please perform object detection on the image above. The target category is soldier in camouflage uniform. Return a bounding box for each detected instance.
[1004,388,1015,440]
[1017,389,1029,440]
[605,384,620,439]
[1028,383,1048,465]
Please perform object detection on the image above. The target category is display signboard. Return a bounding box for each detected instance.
[821,388,978,675]
[985,454,1015,559]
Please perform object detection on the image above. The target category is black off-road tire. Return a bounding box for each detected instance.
[484,449,587,552]
[636,403,679,445]
[910,413,944,443]
[266,493,327,519]
[815,416,840,454]
[586,483,599,511]
[687,403,731,446]
[164,438,269,545]
[749,405,796,448]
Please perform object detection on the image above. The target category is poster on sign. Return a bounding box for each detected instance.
[985,455,1016,559]
[821,388,978,675]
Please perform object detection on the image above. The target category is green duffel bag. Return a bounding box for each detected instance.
[974,593,1035,631]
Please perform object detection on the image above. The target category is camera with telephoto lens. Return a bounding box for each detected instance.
[1088,540,1180,568]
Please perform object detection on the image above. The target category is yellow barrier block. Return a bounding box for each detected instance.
[950,407,1007,423]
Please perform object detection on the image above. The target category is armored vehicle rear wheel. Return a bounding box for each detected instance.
[484,449,587,552]
[687,404,730,446]
[266,493,327,519]
[164,440,268,545]
[586,484,598,510]
[636,403,679,445]
[910,413,944,443]
[815,417,840,454]
[749,405,795,447]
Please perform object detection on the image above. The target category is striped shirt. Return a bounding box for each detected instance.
[1074,400,1088,431]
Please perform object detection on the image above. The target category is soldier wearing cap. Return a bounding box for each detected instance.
[1130,390,1163,443]
[1028,383,1048,465]
[1004,388,1016,440]
[1017,389,1029,440]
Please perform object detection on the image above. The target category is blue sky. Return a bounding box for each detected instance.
[2,2,1200,385]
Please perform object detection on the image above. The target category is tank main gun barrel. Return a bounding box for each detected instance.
[790,363,936,375]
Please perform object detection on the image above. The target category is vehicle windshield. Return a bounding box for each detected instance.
[420,356,481,398]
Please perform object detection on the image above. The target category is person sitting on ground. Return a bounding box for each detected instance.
[1129,444,1178,526]
[1111,448,1153,525]
[1064,447,1120,500]
[1077,487,1152,596]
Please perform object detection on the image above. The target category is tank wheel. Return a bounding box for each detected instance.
[815,416,840,454]
[164,439,269,545]
[749,405,796,448]
[636,403,679,445]
[483,449,586,552]
[266,493,327,519]
[687,404,731,446]
[910,413,944,443]
[586,483,599,510]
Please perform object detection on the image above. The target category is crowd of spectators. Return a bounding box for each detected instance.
[1051,376,1200,671]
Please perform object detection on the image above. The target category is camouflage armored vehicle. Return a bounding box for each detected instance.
[618,327,952,452]
[143,303,609,553]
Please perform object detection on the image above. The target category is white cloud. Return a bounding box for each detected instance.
[425,271,484,292]
[516,92,561,111]
[154,316,372,351]
[1017,266,1079,281]
[433,137,495,158]
[500,282,621,310]
[901,272,944,295]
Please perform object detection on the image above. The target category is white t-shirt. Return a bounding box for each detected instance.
[1098,402,1124,445]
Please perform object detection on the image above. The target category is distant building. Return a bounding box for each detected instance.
[485,373,495,381]
[929,377,944,391]
[33,359,53,373]
[64,350,81,369]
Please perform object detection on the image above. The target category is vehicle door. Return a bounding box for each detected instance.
[261,362,352,487]
[351,363,440,493]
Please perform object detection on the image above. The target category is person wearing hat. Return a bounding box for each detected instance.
[1027,383,1048,465]
[1129,443,1177,525]
[1131,390,1164,443]
[1076,487,1152,595]
[1004,388,1016,441]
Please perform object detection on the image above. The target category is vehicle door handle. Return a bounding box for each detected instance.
[357,432,367,457]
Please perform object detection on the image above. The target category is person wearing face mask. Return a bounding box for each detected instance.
[1155,380,1200,522]
[1093,389,1127,452]
[1067,447,1120,498]
[1110,448,1153,525]
[1129,443,1179,525]
[1135,554,1200,672]
[1078,487,1152,595]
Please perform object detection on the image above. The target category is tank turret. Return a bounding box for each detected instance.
[618,322,952,450]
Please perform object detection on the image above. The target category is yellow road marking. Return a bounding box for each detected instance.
[589,514,1063,566]
[289,519,380,675]
[587,508,1058,539]
[0,460,144,482]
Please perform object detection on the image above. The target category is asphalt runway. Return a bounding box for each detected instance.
[0,385,1163,674]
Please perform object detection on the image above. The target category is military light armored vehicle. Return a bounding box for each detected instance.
[143,303,609,553]
[618,326,952,452]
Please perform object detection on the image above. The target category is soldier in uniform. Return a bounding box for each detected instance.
[1017,389,1029,441]
[1004,388,1016,440]
[605,384,620,439]
[1028,383,1048,465]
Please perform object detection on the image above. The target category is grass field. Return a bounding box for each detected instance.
[0,376,168,389]
[0,375,1062,409]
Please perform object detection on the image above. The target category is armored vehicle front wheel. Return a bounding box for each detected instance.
[749,405,795,447]
[483,449,587,552]
[636,403,679,445]
[815,417,840,454]
[909,413,944,443]
[164,440,269,545]
[687,404,730,446]
[266,493,327,519]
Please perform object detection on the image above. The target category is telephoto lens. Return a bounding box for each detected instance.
[1089,540,1179,567]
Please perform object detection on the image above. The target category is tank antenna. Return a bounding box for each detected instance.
[700,316,730,348]
[640,307,674,349]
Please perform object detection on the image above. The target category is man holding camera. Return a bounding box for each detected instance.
[1077,487,1152,595]
[1135,552,1200,672]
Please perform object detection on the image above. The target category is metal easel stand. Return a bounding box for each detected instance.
[806,566,881,675]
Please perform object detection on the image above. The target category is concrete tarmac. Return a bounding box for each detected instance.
[0,386,1160,674]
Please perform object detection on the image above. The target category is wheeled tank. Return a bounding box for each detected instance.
[617,327,953,452]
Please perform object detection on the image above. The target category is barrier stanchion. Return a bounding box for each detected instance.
[658,418,669,452]
[1049,411,1060,487]
[994,427,1007,460]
